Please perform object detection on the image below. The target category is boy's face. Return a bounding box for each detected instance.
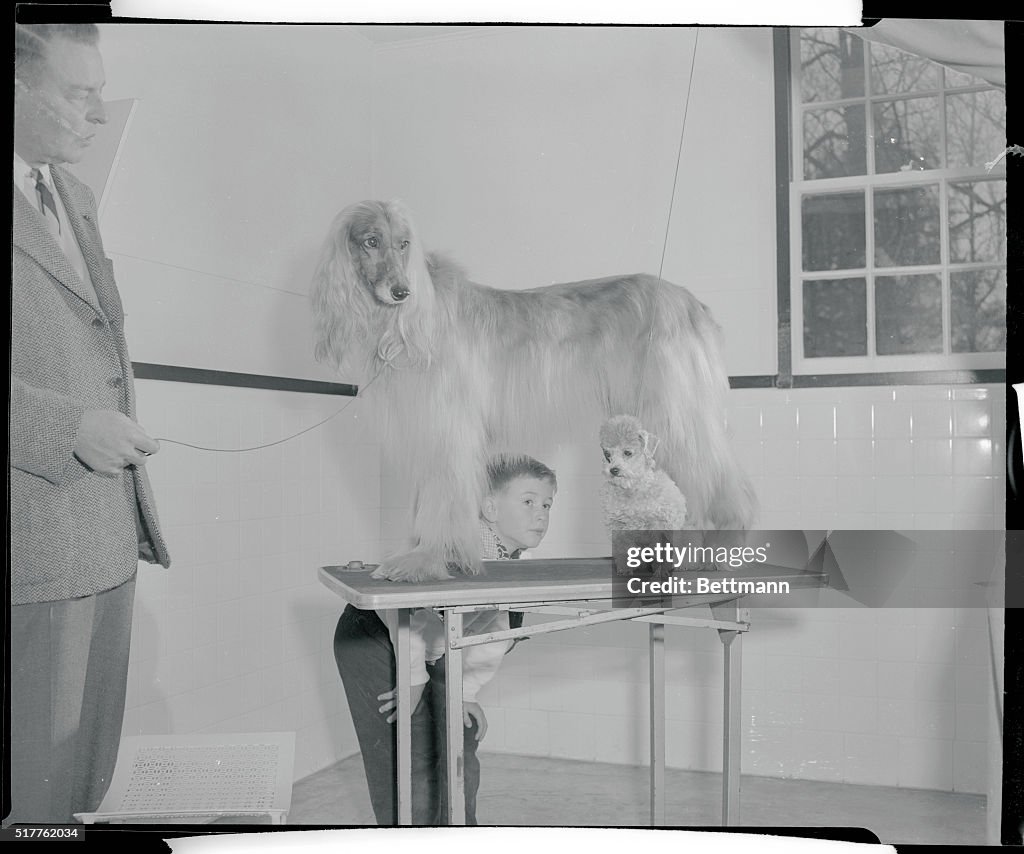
[482,476,555,552]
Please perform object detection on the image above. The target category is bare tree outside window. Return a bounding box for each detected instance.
[791,27,1006,374]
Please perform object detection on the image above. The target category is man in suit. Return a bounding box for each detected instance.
[10,23,171,824]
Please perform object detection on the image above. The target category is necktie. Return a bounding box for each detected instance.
[31,167,61,236]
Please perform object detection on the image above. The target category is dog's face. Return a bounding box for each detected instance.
[600,416,657,485]
[345,202,415,306]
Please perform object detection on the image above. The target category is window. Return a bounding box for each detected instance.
[790,27,1006,377]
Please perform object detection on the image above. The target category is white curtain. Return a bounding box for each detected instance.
[845,19,1005,88]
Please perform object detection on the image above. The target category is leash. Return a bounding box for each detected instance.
[633,29,699,419]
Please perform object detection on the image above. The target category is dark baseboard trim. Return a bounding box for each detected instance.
[790,370,1006,388]
[729,375,777,389]
[729,370,1005,389]
[132,363,358,396]
[131,363,1003,396]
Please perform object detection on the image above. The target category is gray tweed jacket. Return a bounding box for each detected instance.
[10,165,170,606]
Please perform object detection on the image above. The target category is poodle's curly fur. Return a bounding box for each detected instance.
[600,415,689,531]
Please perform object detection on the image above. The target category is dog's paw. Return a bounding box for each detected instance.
[371,549,455,583]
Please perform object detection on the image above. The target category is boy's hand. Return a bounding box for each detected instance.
[377,683,427,724]
[463,701,487,741]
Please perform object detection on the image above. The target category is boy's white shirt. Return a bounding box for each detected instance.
[378,607,511,702]
[379,523,526,702]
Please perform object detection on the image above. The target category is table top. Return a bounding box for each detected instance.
[318,557,828,610]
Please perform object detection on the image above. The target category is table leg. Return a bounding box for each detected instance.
[717,626,742,825]
[649,621,666,826]
[444,609,466,825]
[396,608,412,826]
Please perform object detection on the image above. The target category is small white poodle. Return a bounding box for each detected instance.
[599,414,688,532]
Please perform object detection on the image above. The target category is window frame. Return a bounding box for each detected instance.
[779,26,1007,386]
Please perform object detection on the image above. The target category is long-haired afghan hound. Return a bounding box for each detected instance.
[312,200,756,582]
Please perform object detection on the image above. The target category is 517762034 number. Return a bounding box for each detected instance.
[0,826,84,841]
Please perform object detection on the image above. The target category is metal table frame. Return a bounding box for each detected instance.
[438,597,749,827]
[319,559,825,826]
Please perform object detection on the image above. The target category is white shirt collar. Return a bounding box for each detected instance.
[14,153,53,190]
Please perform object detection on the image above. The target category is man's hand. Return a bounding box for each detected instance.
[74,409,159,477]
[378,682,427,724]
[463,701,487,741]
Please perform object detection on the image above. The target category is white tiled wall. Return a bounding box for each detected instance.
[474,384,1003,796]
[121,379,381,780]
[734,384,1004,531]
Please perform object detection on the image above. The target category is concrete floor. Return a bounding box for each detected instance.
[274,752,987,845]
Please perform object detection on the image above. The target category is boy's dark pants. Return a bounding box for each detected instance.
[333,605,481,825]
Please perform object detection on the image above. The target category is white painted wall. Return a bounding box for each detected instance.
[371,26,778,377]
[92,23,380,780]
[97,23,373,381]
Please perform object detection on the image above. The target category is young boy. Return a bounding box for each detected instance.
[333,454,557,825]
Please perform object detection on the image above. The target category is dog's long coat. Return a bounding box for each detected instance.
[312,200,756,581]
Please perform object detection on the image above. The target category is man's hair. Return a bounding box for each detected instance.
[15,24,100,82]
[486,454,557,494]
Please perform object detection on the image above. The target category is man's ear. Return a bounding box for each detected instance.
[481,495,498,523]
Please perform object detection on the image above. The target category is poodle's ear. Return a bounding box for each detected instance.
[640,430,661,459]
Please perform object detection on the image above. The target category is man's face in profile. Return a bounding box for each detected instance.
[15,35,108,166]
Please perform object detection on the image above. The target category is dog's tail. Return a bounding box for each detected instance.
[706,466,758,530]
[635,282,758,531]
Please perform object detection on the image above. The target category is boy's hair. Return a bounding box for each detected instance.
[486,454,557,494]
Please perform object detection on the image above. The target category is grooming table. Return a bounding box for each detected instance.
[319,558,827,826]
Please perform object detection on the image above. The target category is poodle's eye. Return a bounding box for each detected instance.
[623,449,633,457]
[399,239,410,250]
[603,450,611,462]
[363,236,379,249]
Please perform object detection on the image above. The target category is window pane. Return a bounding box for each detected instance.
[803,105,867,179]
[800,27,865,102]
[869,41,940,95]
[949,180,1006,263]
[874,185,941,267]
[951,269,1006,353]
[873,97,941,173]
[946,90,1007,169]
[875,274,943,355]
[804,278,867,357]
[802,193,866,271]
[945,66,988,89]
